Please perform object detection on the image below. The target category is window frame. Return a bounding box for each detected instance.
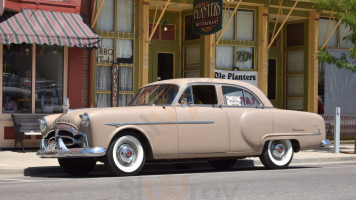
[94,0,136,107]
[215,7,257,71]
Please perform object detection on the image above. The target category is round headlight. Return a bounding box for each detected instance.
[80,113,90,128]
[39,118,47,132]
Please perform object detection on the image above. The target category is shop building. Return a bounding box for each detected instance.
[0,0,100,148]
[0,0,353,148]
[93,0,352,112]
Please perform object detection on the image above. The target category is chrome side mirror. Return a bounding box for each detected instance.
[63,98,70,113]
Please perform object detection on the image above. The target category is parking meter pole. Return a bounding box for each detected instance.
[334,107,340,154]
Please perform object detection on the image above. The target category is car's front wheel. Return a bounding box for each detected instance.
[58,158,96,176]
[259,140,293,169]
[105,133,145,176]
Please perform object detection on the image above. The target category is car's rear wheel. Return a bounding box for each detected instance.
[209,159,237,170]
[105,133,145,176]
[259,140,293,169]
[58,158,96,176]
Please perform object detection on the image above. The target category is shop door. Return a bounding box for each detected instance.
[157,53,173,81]
[149,46,180,83]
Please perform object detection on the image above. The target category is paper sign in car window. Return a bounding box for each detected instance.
[226,96,242,106]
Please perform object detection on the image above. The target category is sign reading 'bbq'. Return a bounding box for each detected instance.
[193,0,222,35]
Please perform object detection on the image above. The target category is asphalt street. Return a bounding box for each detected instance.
[0,161,356,200]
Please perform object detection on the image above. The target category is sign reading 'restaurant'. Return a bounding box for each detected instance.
[193,0,222,35]
[215,70,258,87]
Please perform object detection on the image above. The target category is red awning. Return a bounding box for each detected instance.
[0,9,101,48]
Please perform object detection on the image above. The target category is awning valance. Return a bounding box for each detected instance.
[0,9,101,48]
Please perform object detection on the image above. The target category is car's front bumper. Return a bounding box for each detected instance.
[36,138,106,158]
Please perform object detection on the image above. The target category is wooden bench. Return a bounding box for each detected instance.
[11,114,47,152]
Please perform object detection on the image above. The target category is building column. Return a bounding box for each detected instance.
[204,34,215,78]
[138,0,150,88]
[308,10,319,113]
[257,5,268,95]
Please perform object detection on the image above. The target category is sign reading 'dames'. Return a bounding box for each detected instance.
[215,70,258,87]
[193,0,222,35]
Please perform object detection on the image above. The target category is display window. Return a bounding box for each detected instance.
[215,9,256,71]
[95,0,135,107]
[2,44,63,114]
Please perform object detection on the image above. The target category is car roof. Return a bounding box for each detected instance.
[145,78,273,107]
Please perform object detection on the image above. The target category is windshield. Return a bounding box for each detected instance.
[130,84,179,106]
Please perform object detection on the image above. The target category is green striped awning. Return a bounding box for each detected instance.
[0,9,101,48]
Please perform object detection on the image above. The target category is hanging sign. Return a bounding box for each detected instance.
[215,70,258,87]
[193,0,222,35]
[112,64,119,107]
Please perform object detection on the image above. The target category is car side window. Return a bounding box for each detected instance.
[244,90,261,107]
[179,85,218,105]
[222,86,245,106]
[222,86,261,107]
[179,86,193,104]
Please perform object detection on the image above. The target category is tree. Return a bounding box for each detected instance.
[314,0,356,72]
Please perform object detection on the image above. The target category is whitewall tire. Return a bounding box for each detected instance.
[259,140,293,169]
[105,133,145,176]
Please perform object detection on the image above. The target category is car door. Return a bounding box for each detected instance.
[175,84,229,154]
[221,85,273,153]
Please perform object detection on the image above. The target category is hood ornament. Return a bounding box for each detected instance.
[63,98,70,113]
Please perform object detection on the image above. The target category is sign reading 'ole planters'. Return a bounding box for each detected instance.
[193,0,222,35]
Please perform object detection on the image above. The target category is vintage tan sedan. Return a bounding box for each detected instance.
[37,78,330,176]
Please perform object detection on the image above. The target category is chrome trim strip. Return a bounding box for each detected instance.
[292,128,305,132]
[312,132,321,135]
[104,121,214,128]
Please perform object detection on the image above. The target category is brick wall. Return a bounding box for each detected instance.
[81,0,93,108]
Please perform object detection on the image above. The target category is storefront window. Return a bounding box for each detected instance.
[97,0,114,31]
[97,39,114,63]
[236,10,254,41]
[119,66,133,91]
[96,65,112,107]
[215,8,256,72]
[217,9,234,40]
[35,45,63,113]
[185,15,200,41]
[216,46,233,70]
[184,46,200,78]
[96,93,112,107]
[119,94,133,107]
[340,23,353,49]
[286,22,304,47]
[286,51,305,111]
[318,18,337,48]
[116,39,133,63]
[3,44,32,113]
[117,0,134,32]
[236,47,254,70]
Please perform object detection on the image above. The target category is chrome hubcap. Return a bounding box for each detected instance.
[271,141,286,160]
[116,143,136,166]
